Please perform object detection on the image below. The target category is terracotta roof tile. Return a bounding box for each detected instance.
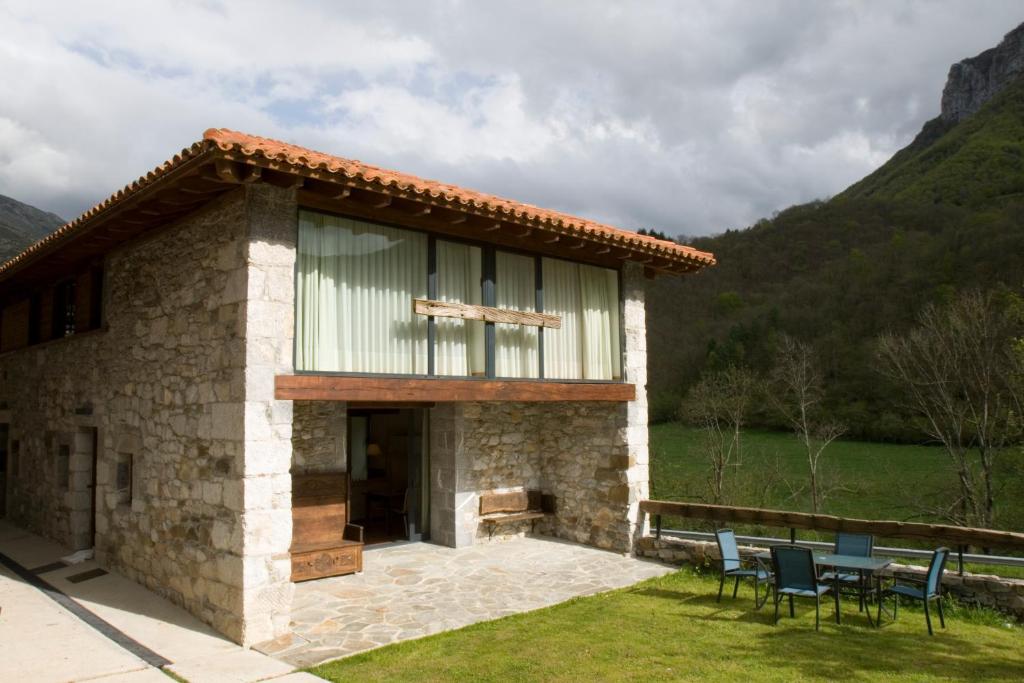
[205,128,715,268]
[0,129,714,281]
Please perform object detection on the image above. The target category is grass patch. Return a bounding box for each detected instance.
[308,568,1024,682]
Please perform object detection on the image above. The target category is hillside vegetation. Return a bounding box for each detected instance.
[648,77,1024,441]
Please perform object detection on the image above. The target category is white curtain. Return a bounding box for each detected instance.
[296,211,428,373]
[542,258,621,380]
[435,241,484,376]
[495,251,538,377]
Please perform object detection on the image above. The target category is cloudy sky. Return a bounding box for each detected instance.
[0,1,1021,237]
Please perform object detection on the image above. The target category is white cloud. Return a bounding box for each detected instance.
[0,0,1021,233]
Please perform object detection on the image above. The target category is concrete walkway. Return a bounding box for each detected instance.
[0,520,318,683]
[260,536,674,667]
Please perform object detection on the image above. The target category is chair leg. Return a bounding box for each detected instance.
[924,599,933,636]
[773,592,780,625]
[834,588,841,624]
[815,596,821,631]
[733,575,740,599]
[789,595,795,618]
[937,596,946,629]
[717,573,725,602]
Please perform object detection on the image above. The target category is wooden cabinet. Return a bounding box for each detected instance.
[291,473,364,582]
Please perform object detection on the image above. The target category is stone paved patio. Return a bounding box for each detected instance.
[259,536,673,667]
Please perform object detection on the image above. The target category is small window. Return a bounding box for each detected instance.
[52,280,76,338]
[57,444,70,489]
[116,453,133,505]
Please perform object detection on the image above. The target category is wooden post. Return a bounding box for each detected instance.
[958,545,965,576]
[790,528,796,544]
[655,514,662,539]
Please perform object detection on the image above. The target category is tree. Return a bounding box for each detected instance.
[681,366,759,504]
[877,290,1024,529]
[769,335,846,513]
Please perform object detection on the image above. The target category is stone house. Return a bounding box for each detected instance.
[0,129,715,645]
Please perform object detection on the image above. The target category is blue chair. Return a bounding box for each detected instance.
[715,529,771,608]
[770,545,838,630]
[878,547,950,635]
[820,532,874,611]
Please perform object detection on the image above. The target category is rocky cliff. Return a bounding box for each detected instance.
[941,22,1024,123]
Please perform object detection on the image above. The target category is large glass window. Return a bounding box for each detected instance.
[542,258,621,380]
[435,241,485,376]
[495,251,539,378]
[296,212,428,373]
[295,209,622,381]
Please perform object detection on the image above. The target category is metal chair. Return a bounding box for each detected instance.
[770,545,838,630]
[714,529,771,608]
[820,532,874,611]
[878,547,950,635]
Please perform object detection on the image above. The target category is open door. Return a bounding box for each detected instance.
[348,408,427,544]
[0,423,8,517]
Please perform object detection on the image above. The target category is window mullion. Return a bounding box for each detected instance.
[535,256,544,379]
[427,236,437,376]
[483,247,496,378]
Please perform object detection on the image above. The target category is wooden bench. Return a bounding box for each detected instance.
[291,473,364,582]
[478,490,554,538]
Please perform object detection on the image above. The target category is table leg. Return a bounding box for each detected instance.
[834,573,841,625]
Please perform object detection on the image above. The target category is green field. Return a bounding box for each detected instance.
[310,569,1024,682]
[650,424,1024,574]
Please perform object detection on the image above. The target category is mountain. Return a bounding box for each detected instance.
[0,194,65,263]
[647,24,1024,440]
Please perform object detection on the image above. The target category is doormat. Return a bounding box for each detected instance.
[66,568,108,584]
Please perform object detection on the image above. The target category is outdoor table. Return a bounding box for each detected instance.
[755,551,892,626]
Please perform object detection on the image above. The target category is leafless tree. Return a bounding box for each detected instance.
[769,334,846,514]
[877,290,1024,529]
[681,366,760,504]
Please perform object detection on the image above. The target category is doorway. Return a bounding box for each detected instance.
[0,423,8,517]
[347,408,428,545]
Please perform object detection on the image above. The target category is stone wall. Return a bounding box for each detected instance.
[428,263,650,553]
[636,535,1024,621]
[292,401,347,473]
[0,185,301,645]
[0,190,252,639]
[237,184,298,645]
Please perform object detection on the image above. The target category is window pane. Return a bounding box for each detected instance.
[435,241,484,376]
[495,251,538,378]
[296,212,428,373]
[542,259,621,380]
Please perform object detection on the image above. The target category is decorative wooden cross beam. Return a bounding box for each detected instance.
[413,298,561,329]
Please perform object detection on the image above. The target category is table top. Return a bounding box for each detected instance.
[754,550,892,572]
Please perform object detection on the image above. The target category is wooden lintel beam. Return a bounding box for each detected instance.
[276,375,636,403]
[568,241,586,249]
[514,228,533,238]
[414,298,561,329]
[483,222,502,232]
[371,196,393,209]
[595,246,611,255]
[543,235,560,244]
[449,215,468,225]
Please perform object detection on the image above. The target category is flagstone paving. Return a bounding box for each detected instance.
[260,536,673,667]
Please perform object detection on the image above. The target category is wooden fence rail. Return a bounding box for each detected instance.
[640,500,1024,553]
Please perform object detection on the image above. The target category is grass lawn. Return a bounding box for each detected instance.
[308,568,1024,682]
